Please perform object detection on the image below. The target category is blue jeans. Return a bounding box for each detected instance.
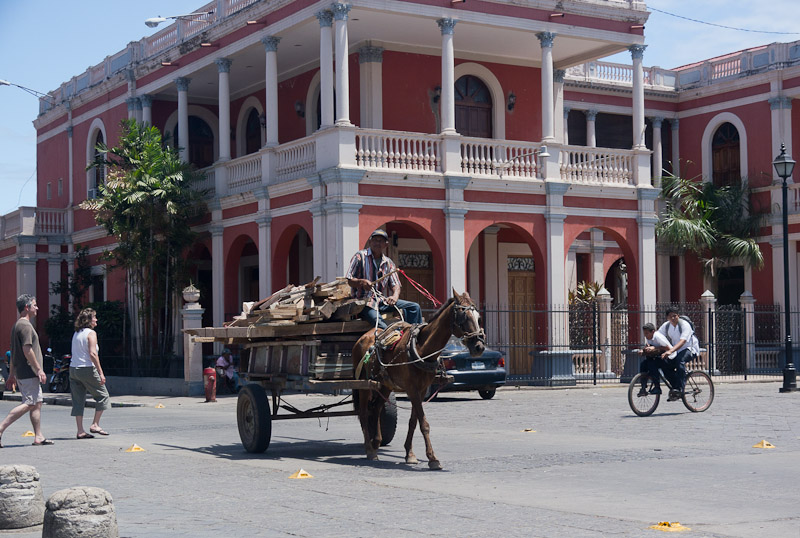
[644,348,690,391]
[359,300,422,329]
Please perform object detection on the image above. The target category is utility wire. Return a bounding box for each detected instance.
[649,6,800,35]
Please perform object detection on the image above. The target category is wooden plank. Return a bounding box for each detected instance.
[306,379,381,390]
[271,410,357,421]
[185,320,371,340]
[244,340,322,349]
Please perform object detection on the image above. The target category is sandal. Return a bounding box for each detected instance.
[77,432,95,439]
[32,439,55,446]
[89,427,109,436]
[0,433,3,448]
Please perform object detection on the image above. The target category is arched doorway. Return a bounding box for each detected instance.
[174,116,215,168]
[244,109,262,155]
[455,75,492,138]
[712,122,740,187]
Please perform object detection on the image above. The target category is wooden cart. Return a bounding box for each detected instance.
[187,319,398,453]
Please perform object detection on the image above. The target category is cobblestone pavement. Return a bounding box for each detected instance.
[0,381,798,537]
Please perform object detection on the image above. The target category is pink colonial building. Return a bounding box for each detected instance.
[2,0,800,377]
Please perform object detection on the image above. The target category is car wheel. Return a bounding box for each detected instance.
[478,388,496,400]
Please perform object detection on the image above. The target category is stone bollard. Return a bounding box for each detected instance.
[0,464,45,529]
[42,487,119,538]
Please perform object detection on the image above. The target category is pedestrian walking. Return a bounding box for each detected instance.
[70,308,110,438]
[0,294,53,447]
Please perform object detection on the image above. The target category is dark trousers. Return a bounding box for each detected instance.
[641,348,690,391]
[359,300,422,329]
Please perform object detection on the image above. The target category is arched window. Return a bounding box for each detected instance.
[712,122,741,187]
[455,75,492,138]
[174,116,215,168]
[91,130,105,196]
[245,109,262,155]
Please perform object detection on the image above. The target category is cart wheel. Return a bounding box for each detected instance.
[478,388,496,400]
[237,384,271,453]
[379,393,397,446]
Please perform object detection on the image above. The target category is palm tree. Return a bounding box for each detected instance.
[657,173,766,277]
[82,119,207,369]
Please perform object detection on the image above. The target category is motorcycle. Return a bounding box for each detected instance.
[48,350,72,393]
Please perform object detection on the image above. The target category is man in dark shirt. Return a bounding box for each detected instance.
[346,229,422,329]
[0,295,53,447]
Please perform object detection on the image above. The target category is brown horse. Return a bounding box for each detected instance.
[352,290,486,469]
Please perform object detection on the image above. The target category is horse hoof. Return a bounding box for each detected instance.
[428,460,442,470]
[405,456,419,465]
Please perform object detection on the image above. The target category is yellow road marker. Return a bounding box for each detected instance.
[155,403,165,408]
[125,444,145,452]
[522,428,537,433]
[22,431,35,437]
[649,521,691,532]
[752,439,775,449]
[289,469,313,479]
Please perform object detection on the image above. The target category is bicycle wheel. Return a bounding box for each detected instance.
[628,373,660,417]
[682,371,714,412]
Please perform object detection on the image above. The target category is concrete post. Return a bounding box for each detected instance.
[182,285,205,396]
[630,45,647,149]
[262,37,281,145]
[216,58,232,161]
[586,109,597,148]
[652,116,663,185]
[597,287,612,373]
[699,290,717,372]
[0,465,45,529]
[316,10,335,129]
[438,18,458,134]
[43,487,118,538]
[332,3,352,126]
[739,291,756,372]
[670,117,680,177]
[537,32,557,142]
[175,77,191,162]
[140,94,152,125]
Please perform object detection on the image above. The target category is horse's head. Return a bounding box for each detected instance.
[451,290,486,357]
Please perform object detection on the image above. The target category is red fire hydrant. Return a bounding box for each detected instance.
[203,367,217,402]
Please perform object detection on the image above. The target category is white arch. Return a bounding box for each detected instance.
[454,62,506,140]
[163,105,220,163]
[85,117,107,198]
[305,71,339,136]
[701,112,748,183]
[235,96,265,157]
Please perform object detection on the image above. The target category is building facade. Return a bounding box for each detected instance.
[3,0,799,366]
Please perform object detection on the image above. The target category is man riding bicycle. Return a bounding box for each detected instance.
[346,228,422,330]
[654,308,697,401]
[637,322,670,397]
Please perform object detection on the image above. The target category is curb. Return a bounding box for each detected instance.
[1,393,144,408]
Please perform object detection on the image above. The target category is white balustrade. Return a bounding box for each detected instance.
[144,27,178,57]
[225,0,261,16]
[711,57,741,80]
[460,138,540,178]
[226,154,262,194]
[195,167,216,197]
[355,130,441,172]
[35,209,67,235]
[559,146,634,185]
[276,139,316,181]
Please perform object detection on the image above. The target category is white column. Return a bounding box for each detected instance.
[586,109,597,147]
[652,116,663,183]
[554,69,565,143]
[437,18,458,134]
[126,97,137,120]
[563,107,570,145]
[262,37,280,145]
[316,10,335,129]
[140,94,152,125]
[630,45,647,149]
[770,96,793,184]
[331,3,352,126]
[211,224,224,329]
[638,189,659,308]
[699,290,717,371]
[445,208,468,293]
[739,291,756,371]
[359,46,384,129]
[66,124,74,207]
[134,98,143,123]
[310,204,327,281]
[216,58,232,161]
[256,216,272,299]
[182,300,205,396]
[537,32,557,142]
[590,228,605,284]
[670,118,680,177]
[546,212,566,345]
[175,77,191,162]
[16,257,36,298]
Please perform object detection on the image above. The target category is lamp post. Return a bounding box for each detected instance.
[773,143,798,393]
[144,11,213,28]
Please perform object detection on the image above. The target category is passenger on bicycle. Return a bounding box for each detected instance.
[637,322,670,397]
[657,308,696,401]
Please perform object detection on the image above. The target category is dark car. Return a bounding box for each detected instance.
[427,337,506,399]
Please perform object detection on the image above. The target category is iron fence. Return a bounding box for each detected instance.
[475,303,788,386]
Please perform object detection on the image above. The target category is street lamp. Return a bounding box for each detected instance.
[0,79,55,104]
[773,143,798,393]
[145,11,214,28]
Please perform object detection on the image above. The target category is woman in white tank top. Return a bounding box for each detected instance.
[70,308,111,439]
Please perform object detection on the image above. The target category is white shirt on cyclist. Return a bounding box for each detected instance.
[659,319,692,358]
[646,330,670,349]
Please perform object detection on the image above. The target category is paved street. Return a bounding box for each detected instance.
[0,381,798,537]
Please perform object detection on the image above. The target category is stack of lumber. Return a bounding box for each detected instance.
[226,277,365,327]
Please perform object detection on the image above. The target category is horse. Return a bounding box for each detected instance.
[352,290,486,469]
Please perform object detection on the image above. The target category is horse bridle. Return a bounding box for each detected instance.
[452,303,486,346]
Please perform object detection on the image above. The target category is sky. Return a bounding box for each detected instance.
[1,0,800,216]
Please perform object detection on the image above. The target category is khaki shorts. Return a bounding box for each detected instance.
[17,377,44,406]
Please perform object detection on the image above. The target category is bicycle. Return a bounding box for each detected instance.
[628,367,714,417]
